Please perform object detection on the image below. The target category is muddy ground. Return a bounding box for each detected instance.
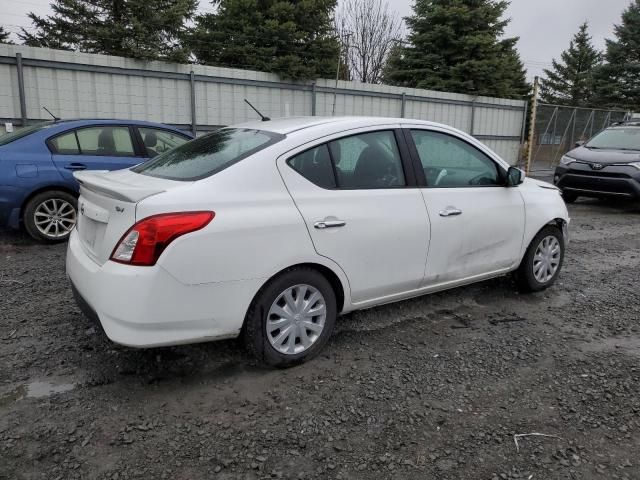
[1,197,640,480]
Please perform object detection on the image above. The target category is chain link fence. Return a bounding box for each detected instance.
[526,104,629,173]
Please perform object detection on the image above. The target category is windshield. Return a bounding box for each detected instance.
[0,122,54,146]
[586,127,640,150]
[132,128,284,180]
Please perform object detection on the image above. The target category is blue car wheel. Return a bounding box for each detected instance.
[23,190,77,242]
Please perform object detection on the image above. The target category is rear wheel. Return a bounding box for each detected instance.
[515,226,565,292]
[562,191,577,203]
[23,190,77,242]
[244,268,337,367]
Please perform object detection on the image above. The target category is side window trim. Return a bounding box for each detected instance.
[130,126,148,157]
[285,128,418,190]
[403,127,506,188]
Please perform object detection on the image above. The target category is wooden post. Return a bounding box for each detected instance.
[525,76,540,175]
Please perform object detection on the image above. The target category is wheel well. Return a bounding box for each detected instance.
[253,263,346,314]
[549,218,566,232]
[21,186,78,221]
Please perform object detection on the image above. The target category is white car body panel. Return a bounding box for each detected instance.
[66,116,569,348]
[276,124,429,303]
[419,187,525,284]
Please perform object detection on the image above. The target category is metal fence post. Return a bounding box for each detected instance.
[519,101,528,145]
[525,76,540,175]
[189,71,197,137]
[311,82,317,116]
[400,92,406,118]
[470,99,476,135]
[16,53,27,126]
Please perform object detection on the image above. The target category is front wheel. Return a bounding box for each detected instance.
[243,268,337,367]
[515,226,565,292]
[23,190,77,242]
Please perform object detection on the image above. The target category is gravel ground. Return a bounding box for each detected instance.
[1,197,640,480]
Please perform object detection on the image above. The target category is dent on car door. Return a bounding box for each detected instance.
[50,126,141,183]
[405,128,525,285]
[278,128,431,304]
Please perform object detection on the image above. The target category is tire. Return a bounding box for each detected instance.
[23,190,77,243]
[515,225,565,293]
[243,267,337,367]
[562,191,577,204]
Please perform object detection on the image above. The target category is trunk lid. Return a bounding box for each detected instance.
[74,169,187,265]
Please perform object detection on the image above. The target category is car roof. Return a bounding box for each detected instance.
[233,116,451,135]
[48,118,190,131]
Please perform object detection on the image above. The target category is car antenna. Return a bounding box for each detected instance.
[244,99,270,122]
[42,106,60,121]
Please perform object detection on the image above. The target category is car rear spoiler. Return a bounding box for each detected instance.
[74,170,170,203]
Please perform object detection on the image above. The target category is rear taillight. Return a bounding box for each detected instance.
[110,211,214,266]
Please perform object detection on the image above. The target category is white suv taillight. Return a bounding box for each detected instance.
[110,211,214,266]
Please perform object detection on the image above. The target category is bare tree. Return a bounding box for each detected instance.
[335,0,403,84]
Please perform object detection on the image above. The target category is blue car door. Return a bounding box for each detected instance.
[50,125,144,183]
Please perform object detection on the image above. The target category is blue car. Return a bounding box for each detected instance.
[0,119,192,242]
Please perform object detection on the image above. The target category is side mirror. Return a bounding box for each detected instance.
[575,140,585,147]
[506,166,525,187]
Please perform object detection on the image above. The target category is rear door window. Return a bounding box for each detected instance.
[133,128,284,180]
[329,131,405,189]
[76,126,135,156]
[288,145,336,189]
[49,131,80,154]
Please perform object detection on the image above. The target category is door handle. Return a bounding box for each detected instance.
[439,207,462,217]
[64,163,87,171]
[314,220,346,229]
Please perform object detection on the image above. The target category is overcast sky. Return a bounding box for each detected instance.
[2,0,633,79]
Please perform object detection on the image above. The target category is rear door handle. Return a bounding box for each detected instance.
[65,163,87,171]
[439,207,462,217]
[314,220,346,229]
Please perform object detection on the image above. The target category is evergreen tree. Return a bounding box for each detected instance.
[384,0,528,98]
[19,0,197,63]
[595,0,640,110]
[539,22,602,106]
[0,26,12,44]
[189,0,339,80]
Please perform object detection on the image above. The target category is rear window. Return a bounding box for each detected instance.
[132,128,283,180]
[0,122,54,146]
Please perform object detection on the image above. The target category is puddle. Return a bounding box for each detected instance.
[27,381,75,398]
[0,380,76,407]
[580,336,640,357]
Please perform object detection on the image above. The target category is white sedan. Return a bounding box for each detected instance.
[66,117,569,366]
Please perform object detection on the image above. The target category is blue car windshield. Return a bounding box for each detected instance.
[0,122,54,146]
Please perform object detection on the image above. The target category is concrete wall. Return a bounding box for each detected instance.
[0,44,527,164]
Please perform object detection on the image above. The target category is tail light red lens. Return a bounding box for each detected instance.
[110,211,214,266]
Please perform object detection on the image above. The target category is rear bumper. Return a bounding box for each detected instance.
[66,229,263,348]
[554,165,640,199]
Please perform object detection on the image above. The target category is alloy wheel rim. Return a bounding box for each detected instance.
[532,235,561,283]
[266,284,327,355]
[34,198,76,239]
